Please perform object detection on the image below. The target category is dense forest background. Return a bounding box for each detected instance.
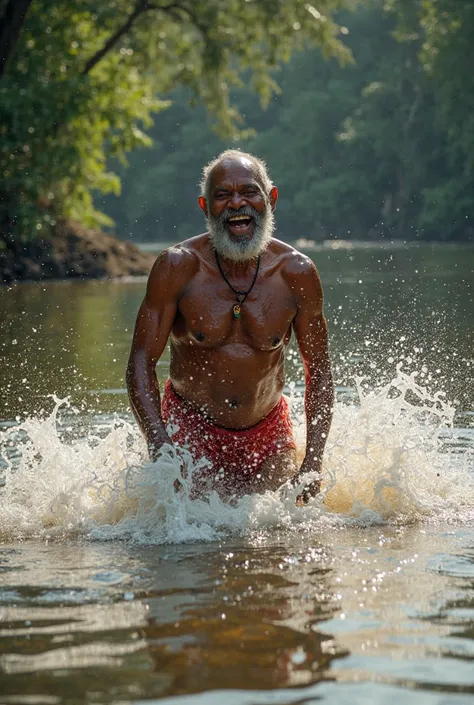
[1,0,473,255]
[104,0,474,244]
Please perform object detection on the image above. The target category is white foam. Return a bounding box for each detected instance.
[0,367,473,544]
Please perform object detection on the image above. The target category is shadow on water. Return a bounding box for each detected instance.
[0,539,347,702]
[140,545,344,695]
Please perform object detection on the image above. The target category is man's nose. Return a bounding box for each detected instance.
[229,192,244,209]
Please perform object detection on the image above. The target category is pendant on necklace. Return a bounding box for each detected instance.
[215,247,260,322]
[233,291,245,320]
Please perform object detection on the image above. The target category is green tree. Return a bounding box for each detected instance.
[106,2,406,242]
[416,0,474,239]
[109,0,474,243]
[0,0,352,246]
[333,2,434,239]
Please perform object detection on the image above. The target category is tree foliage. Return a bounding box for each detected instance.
[106,0,474,242]
[0,0,351,243]
[416,0,474,238]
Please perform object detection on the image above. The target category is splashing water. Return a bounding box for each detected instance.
[0,367,473,544]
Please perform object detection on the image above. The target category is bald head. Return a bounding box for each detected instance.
[200,150,273,202]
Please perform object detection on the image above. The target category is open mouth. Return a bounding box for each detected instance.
[226,214,254,235]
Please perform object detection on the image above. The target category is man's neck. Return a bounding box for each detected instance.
[215,249,261,275]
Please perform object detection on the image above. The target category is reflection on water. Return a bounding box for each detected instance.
[0,277,148,419]
[0,243,473,703]
[0,530,474,703]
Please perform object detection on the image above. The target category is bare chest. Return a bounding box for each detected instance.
[172,272,297,350]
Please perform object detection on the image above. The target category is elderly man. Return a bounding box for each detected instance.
[126,150,333,501]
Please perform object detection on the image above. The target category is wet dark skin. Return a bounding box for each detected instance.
[127,158,333,501]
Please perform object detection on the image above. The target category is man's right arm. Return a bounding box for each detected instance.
[126,246,196,460]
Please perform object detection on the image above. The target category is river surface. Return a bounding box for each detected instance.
[0,242,473,704]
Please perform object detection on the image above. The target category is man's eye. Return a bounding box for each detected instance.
[243,190,258,197]
[215,192,228,199]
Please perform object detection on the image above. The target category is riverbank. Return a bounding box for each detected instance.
[0,220,155,284]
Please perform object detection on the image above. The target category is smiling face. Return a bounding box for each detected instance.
[199,158,278,262]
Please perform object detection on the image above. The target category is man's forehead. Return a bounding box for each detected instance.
[210,158,259,189]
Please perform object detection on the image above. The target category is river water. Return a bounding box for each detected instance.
[0,242,473,704]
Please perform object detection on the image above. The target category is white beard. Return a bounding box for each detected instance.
[206,204,275,262]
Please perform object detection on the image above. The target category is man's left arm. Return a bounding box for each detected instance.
[291,256,334,501]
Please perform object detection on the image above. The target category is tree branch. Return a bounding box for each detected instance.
[0,0,34,78]
[82,2,145,76]
[82,1,187,76]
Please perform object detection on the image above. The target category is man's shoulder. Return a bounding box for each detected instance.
[269,238,317,278]
[147,236,209,295]
[151,233,208,272]
[175,232,210,253]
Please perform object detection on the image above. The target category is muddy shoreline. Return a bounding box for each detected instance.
[0,221,155,284]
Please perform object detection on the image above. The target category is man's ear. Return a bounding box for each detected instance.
[269,186,279,211]
[198,196,208,216]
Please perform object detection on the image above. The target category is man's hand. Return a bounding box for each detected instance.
[147,431,173,462]
[294,458,322,505]
[147,432,184,493]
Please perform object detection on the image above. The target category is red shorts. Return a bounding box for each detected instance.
[161,379,296,479]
